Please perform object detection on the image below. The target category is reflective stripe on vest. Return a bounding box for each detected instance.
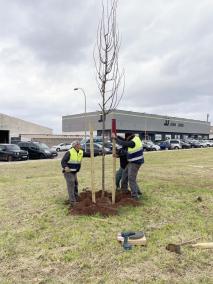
[127,136,143,162]
[67,148,83,172]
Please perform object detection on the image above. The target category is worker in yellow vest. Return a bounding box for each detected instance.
[112,132,144,200]
[61,140,84,206]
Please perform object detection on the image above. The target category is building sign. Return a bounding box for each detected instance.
[164,118,184,127]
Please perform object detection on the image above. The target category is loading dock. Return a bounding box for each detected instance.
[0,130,9,143]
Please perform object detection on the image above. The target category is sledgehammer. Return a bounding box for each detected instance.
[121,231,136,250]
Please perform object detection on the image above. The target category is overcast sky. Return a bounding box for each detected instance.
[0,0,212,133]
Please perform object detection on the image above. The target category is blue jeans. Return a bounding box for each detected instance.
[116,167,125,189]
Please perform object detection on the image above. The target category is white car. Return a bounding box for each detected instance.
[51,143,72,152]
[207,140,213,147]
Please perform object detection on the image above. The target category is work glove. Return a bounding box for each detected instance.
[64,167,71,173]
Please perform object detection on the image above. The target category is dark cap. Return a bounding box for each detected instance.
[125,132,134,139]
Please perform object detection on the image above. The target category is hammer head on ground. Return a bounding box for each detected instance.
[166,243,181,254]
[121,231,136,238]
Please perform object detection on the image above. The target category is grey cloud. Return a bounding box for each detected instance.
[0,0,99,65]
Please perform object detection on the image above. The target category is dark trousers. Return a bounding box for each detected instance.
[121,163,141,198]
[63,172,78,203]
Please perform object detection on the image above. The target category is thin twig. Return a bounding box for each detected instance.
[179,237,201,246]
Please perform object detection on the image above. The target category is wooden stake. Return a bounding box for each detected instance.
[112,119,116,204]
[89,124,96,203]
[112,138,116,204]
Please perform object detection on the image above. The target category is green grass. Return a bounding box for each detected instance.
[0,149,213,283]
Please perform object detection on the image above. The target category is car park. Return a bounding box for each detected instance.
[18,141,57,159]
[0,144,29,161]
[51,143,72,152]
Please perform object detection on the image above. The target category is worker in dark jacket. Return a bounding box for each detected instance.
[115,137,128,190]
[112,132,144,200]
[61,140,84,206]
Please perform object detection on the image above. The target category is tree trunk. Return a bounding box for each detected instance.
[101,112,105,198]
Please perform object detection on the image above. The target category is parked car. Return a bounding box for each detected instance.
[206,140,213,147]
[0,144,29,161]
[187,140,201,148]
[51,143,72,152]
[34,142,58,158]
[180,140,191,149]
[158,140,170,150]
[143,141,160,151]
[143,141,153,151]
[18,141,57,159]
[81,137,113,149]
[81,136,104,145]
[198,140,208,148]
[81,142,111,156]
[168,139,182,150]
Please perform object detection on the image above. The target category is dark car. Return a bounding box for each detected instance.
[34,142,58,158]
[18,141,57,159]
[158,140,171,150]
[81,137,113,150]
[81,142,111,157]
[180,140,191,149]
[0,144,29,161]
[186,140,201,148]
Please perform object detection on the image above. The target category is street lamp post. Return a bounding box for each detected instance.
[74,87,87,151]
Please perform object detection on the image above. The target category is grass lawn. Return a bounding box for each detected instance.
[0,148,213,283]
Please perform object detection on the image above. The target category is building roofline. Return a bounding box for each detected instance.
[62,109,209,124]
[0,113,52,131]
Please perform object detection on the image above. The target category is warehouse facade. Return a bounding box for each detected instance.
[0,113,52,143]
[62,109,210,141]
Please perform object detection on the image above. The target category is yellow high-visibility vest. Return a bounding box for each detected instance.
[67,148,83,172]
[127,136,144,163]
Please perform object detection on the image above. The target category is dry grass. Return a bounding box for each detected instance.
[0,148,213,283]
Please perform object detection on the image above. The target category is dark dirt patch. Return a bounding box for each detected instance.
[70,190,141,216]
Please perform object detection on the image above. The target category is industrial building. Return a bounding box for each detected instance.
[0,113,53,143]
[62,109,211,141]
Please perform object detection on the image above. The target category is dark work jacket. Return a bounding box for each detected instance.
[117,147,128,169]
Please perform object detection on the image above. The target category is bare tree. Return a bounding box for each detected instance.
[94,0,124,197]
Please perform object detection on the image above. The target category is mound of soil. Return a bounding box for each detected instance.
[70,190,141,216]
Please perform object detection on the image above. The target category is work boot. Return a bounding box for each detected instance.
[70,202,75,208]
[70,200,79,207]
[121,188,129,194]
[75,193,80,201]
[132,195,139,201]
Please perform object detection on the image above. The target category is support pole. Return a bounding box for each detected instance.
[112,119,116,204]
[89,124,96,203]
